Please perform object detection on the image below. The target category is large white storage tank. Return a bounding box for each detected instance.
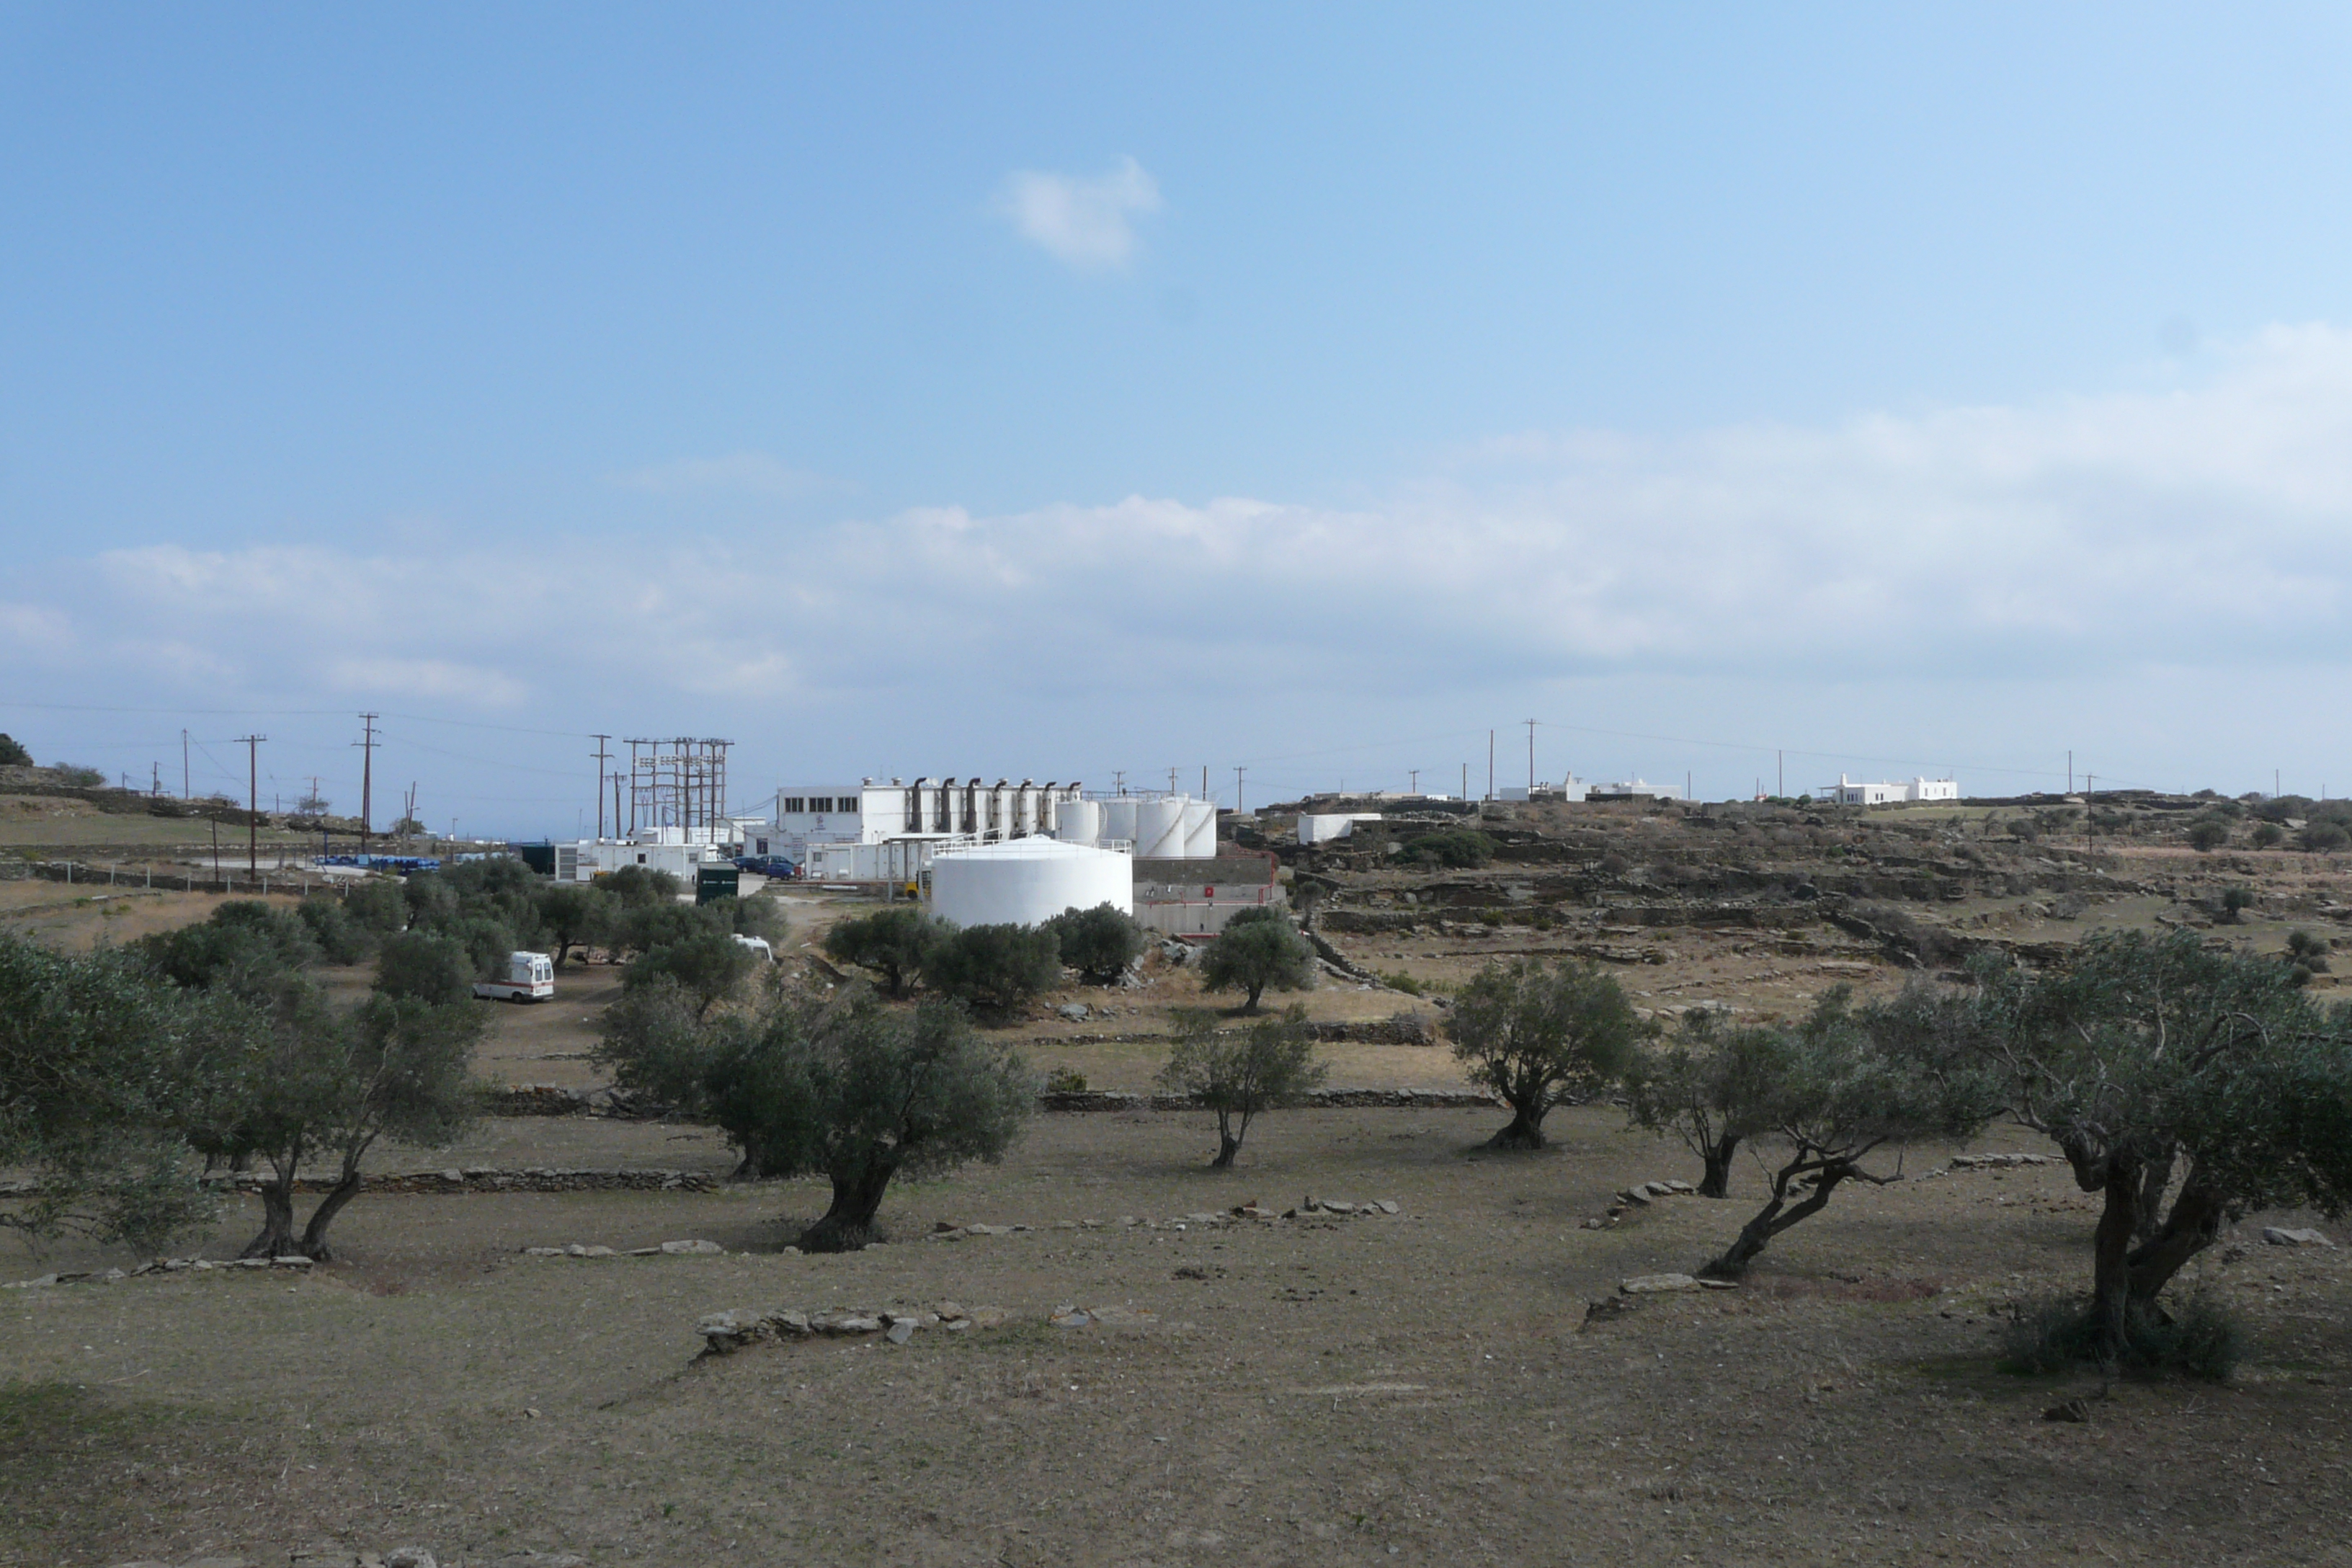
[1133,798,1187,858]
[1053,798,1103,847]
[1181,799,1217,858]
[930,838,1133,927]
[1098,798,1139,848]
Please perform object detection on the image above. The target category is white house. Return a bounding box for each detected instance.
[1816,775,1961,806]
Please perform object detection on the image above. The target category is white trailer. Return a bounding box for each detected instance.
[474,951,556,1003]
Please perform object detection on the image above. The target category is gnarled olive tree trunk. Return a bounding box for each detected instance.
[798,1159,899,1252]
[1698,1159,1856,1279]
[1698,1132,1741,1198]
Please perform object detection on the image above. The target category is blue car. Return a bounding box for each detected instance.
[733,855,798,879]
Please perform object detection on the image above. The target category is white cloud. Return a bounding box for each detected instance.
[997,157,1162,269]
[607,453,828,501]
[24,326,2352,807]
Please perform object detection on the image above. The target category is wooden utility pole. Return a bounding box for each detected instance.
[355,713,378,854]
[181,729,190,799]
[592,734,612,838]
[1234,765,1246,816]
[238,734,265,878]
[1487,729,1494,801]
[1525,720,1537,795]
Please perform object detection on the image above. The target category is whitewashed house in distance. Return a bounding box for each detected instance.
[1817,775,1961,806]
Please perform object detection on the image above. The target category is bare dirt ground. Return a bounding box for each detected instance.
[6,1108,2348,1568]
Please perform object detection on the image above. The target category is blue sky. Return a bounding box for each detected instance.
[7,6,2352,829]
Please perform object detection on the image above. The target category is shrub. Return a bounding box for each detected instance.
[1400,829,1495,868]
[2299,821,2350,853]
[823,906,945,998]
[1045,902,1146,984]
[2186,820,2229,852]
[922,922,1061,1016]
[54,765,105,788]
[2000,1291,2242,1381]
[535,883,612,967]
[1198,909,1315,1013]
[0,734,30,767]
[1043,1066,1088,1095]
[2250,822,2284,850]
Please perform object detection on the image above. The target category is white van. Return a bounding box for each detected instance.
[474,951,556,1002]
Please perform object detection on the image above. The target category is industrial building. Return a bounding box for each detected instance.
[767,778,1089,866]
[1816,775,1961,806]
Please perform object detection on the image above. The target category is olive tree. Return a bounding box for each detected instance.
[822,906,945,997]
[625,927,757,1019]
[1961,932,2352,1365]
[535,883,612,968]
[0,933,228,1254]
[1623,1007,1788,1196]
[1156,1005,1327,1167]
[1198,907,1315,1013]
[1046,902,1146,984]
[922,922,1061,1016]
[204,979,484,1260]
[700,989,1033,1250]
[1450,956,1647,1149]
[1690,987,2002,1279]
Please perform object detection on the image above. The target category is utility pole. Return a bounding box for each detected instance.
[1777,750,1783,799]
[1462,762,1468,801]
[1168,767,1180,796]
[1113,770,1126,796]
[151,762,161,796]
[1409,769,1420,795]
[238,734,264,878]
[181,729,190,799]
[355,713,378,855]
[1234,765,1246,816]
[2067,751,2073,794]
[592,734,612,839]
[1525,719,1537,795]
[1487,729,1494,801]
[1202,765,1208,800]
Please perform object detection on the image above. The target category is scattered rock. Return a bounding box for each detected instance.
[385,1550,438,1568]
[1582,1296,1639,1327]
[1050,1309,1092,1328]
[1056,1003,1092,1020]
[2263,1226,2336,1249]
[1620,1273,1701,1294]
[657,1239,723,1255]
[886,1319,916,1344]
[2043,1398,2091,1423]
[1617,1188,1652,1207]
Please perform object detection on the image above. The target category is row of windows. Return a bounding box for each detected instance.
[783,796,858,815]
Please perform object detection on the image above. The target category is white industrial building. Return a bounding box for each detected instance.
[765,778,1092,866]
[1816,775,1961,806]
[1499,777,1588,803]
[1298,812,1384,845]
[928,837,1133,928]
[553,832,718,883]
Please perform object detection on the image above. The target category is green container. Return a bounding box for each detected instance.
[695,864,740,904]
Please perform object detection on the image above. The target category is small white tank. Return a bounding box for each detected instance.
[1053,798,1103,847]
[1133,798,1187,858]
